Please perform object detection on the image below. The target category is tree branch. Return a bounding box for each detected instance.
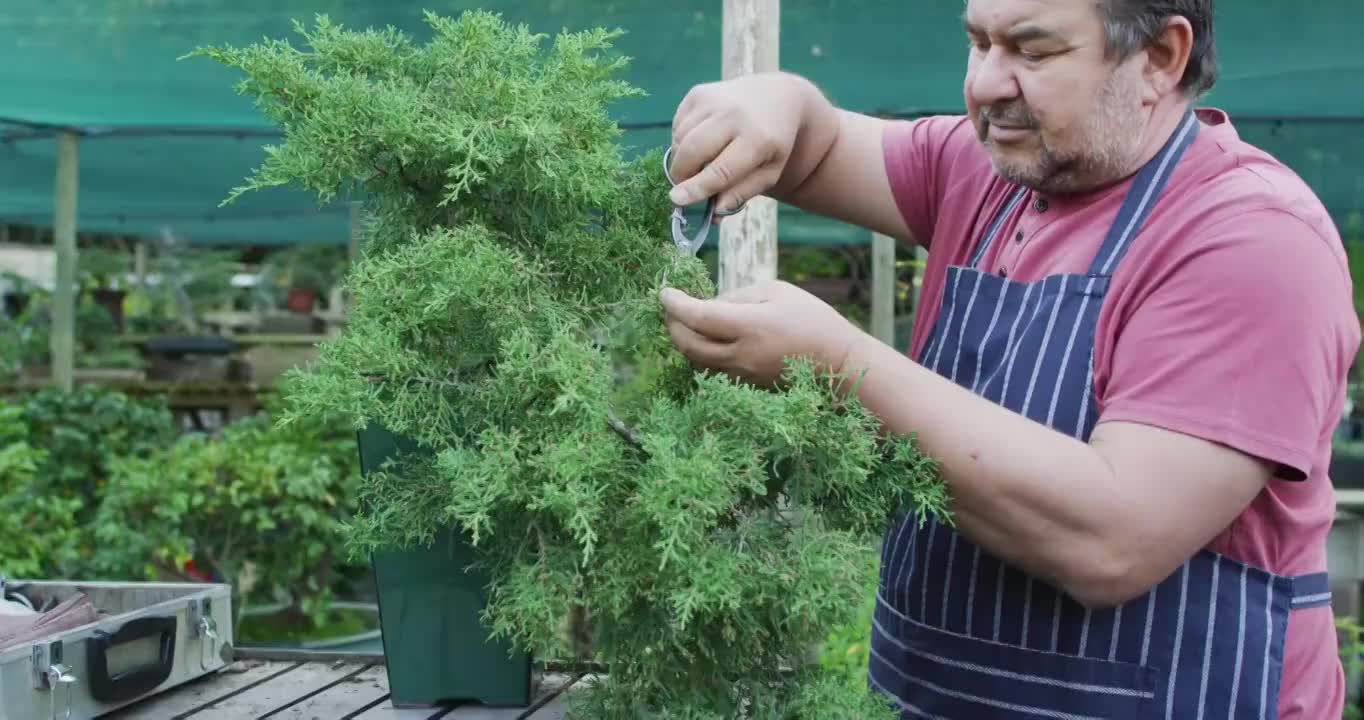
[606,409,645,452]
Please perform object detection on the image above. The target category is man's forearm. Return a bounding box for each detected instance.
[767,77,915,243]
[836,330,1171,608]
[767,73,843,202]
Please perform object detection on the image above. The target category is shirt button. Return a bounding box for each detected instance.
[999,266,1008,278]
[1034,197,1049,213]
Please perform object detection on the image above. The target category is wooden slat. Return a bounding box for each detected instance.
[443,705,524,719]
[521,673,579,720]
[177,660,368,718]
[440,672,580,719]
[1338,489,1364,509]
[109,654,591,720]
[350,699,450,719]
[353,672,581,720]
[107,660,300,719]
[870,232,897,345]
[266,664,389,719]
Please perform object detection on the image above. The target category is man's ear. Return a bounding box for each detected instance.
[1141,15,1194,100]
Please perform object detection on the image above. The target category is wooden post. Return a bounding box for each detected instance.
[346,200,363,316]
[718,0,779,293]
[349,200,362,263]
[912,245,928,313]
[870,232,896,346]
[133,239,147,283]
[51,131,80,392]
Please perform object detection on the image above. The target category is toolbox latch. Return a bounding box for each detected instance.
[189,596,222,669]
[31,640,77,719]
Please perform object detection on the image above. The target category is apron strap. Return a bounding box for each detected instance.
[1086,110,1201,277]
[967,185,1029,270]
[1288,571,1333,610]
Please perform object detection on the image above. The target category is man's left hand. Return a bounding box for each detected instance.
[659,280,865,386]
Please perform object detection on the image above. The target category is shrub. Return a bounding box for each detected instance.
[0,386,176,578]
[91,395,363,628]
[193,11,947,717]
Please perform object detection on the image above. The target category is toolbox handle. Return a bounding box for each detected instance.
[87,615,178,703]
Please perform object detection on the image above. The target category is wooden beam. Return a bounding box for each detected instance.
[51,131,79,392]
[870,232,896,345]
[348,200,362,263]
[133,238,147,282]
[911,245,928,313]
[718,0,779,292]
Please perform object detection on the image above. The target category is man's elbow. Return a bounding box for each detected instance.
[1056,543,1167,610]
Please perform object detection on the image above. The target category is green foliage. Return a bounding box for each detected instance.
[195,11,946,717]
[0,293,146,375]
[19,385,176,507]
[1339,614,1364,720]
[0,382,363,633]
[78,246,130,289]
[91,396,364,628]
[816,544,879,693]
[0,293,47,376]
[0,403,81,579]
[237,604,374,645]
[0,386,176,578]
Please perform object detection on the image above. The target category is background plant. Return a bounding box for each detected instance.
[194,11,947,717]
[0,385,176,579]
[91,388,364,629]
[1339,615,1364,720]
[0,403,81,579]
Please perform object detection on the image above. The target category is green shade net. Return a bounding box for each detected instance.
[1,0,1361,247]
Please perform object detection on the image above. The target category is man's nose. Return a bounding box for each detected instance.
[968,47,1020,107]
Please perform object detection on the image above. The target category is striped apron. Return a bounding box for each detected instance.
[869,111,1333,719]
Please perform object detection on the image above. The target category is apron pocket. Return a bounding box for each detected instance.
[870,596,1161,720]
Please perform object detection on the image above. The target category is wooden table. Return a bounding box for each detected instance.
[103,649,587,720]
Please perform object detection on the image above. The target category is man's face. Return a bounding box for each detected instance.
[963,0,1151,194]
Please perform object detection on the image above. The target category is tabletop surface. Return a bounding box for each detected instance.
[102,650,586,720]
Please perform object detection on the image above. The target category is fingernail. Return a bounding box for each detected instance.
[669,186,688,205]
[660,287,687,304]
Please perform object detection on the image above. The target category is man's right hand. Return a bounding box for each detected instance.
[667,72,813,213]
[665,71,915,244]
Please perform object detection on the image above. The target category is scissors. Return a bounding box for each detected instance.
[663,146,747,256]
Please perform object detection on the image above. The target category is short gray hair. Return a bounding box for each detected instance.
[1097,0,1218,96]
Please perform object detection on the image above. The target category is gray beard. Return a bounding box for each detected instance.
[981,72,1145,195]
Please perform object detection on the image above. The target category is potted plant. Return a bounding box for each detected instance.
[1,271,33,320]
[193,12,948,717]
[265,245,344,315]
[78,245,131,332]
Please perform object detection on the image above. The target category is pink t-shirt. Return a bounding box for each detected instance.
[882,107,1360,718]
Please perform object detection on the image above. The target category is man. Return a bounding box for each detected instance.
[659,0,1359,717]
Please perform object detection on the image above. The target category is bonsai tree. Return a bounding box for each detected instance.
[194,11,947,718]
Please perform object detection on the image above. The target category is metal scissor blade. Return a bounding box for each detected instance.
[671,197,715,257]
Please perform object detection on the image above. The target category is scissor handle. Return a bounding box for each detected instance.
[662,146,748,217]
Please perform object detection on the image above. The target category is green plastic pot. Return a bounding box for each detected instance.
[356,423,532,708]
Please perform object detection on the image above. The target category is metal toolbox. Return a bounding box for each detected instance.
[0,580,232,720]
